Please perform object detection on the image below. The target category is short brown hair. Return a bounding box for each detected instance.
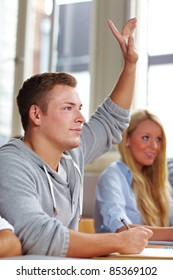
[17,72,77,131]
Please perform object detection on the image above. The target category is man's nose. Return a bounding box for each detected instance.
[76,110,86,123]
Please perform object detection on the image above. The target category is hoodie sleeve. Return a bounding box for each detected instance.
[81,97,130,165]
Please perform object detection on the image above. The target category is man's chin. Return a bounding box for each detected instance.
[69,139,81,149]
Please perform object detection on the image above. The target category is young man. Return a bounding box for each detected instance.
[0,216,22,257]
[0,18,152,258]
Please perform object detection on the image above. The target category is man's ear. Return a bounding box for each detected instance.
[29,105,41,126]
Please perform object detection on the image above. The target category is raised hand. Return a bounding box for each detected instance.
[107,18,138,64]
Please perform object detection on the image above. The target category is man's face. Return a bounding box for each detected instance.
[39,84,85,151]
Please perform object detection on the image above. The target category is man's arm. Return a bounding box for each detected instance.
[108,18,138,109]
[66,227,152,258]
[0,230,22,257]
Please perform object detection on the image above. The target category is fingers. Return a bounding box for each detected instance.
[131,227,152,252]
[107,17,137,37]
[107,19,119,34]
[133,226,153,238]
[107,17,138,64]
[126,35,138,62]
[107,19,123,44]
[122,17,137,36]
[107,19,127,54]
[117,227,151,254]
[107,18,137,48]
[140,227,153,239]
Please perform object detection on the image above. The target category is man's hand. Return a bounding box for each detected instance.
[116,226,153,254]
[107,18,138,64]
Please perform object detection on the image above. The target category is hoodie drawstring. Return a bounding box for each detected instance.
[43,166,58,215]
[62,154,83,217]
[43,155,83,217]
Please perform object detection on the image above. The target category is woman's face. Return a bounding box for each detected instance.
[126,119,163,170]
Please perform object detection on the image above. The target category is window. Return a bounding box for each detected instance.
[0,0,18,142]
[147,0,173,157]
[135,0,173,157]
[56,0,92,120]
[0,0,92,143]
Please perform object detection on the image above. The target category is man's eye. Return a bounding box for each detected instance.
[64,107,72,111]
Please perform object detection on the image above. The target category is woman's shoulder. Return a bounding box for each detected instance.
[99,160,130,179]
[109,159,130,172]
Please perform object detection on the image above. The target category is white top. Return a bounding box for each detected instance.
[0,216,14,231]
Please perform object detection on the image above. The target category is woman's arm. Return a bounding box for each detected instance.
[117,224,173,241]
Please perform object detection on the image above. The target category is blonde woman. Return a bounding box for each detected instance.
[94,109,173,240]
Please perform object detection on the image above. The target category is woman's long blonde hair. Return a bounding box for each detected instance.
[118,109,170,226]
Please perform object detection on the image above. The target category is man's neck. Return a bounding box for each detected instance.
[23,135,62,171]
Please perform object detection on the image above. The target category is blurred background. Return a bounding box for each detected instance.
[0,0,173,173]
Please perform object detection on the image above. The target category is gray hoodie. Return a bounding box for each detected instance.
[0,97,129,256]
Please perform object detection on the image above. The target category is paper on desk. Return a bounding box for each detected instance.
[148,240,173,246]
[140,247,173,257]
[111,247,173,259]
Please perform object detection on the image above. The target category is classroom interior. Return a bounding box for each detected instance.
[1,0,173,231]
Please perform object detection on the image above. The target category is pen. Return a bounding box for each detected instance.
[120,218,130,230]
